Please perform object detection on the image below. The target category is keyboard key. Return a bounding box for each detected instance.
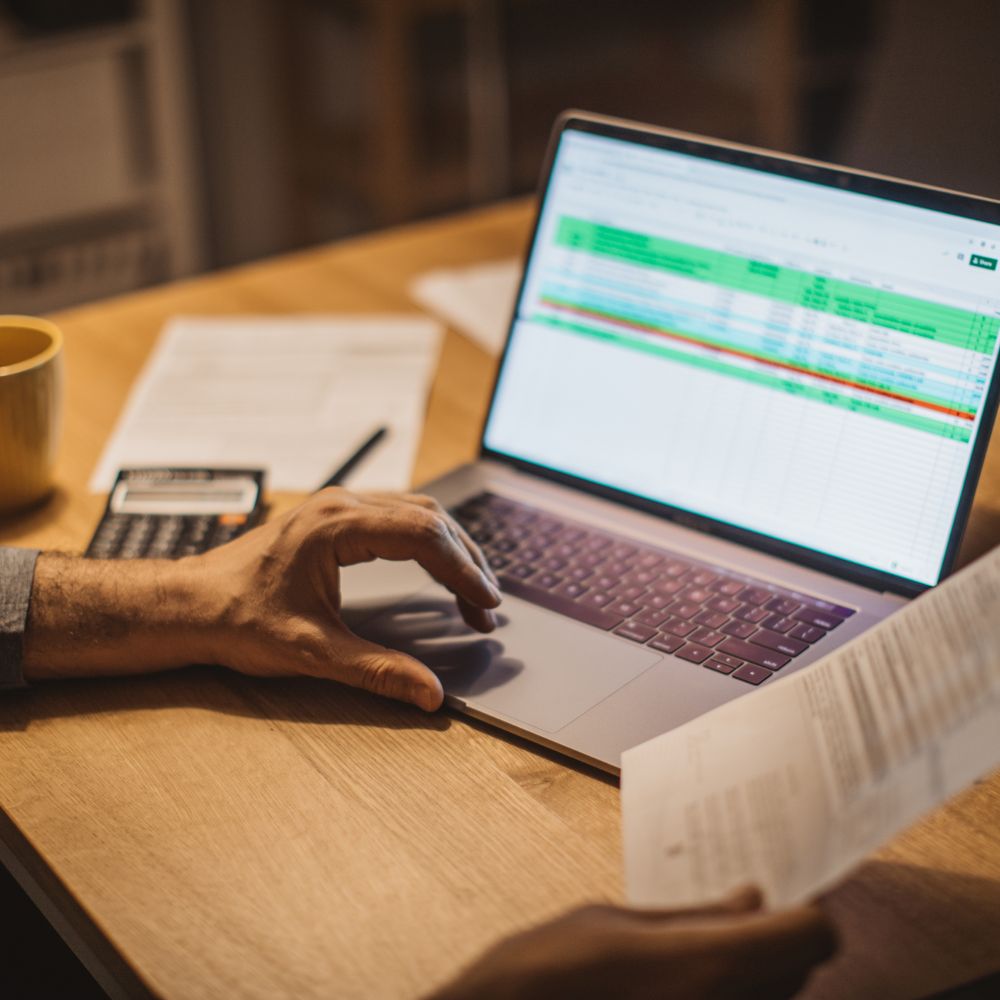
[811,599,855,618]
[555,581,589,599]
[633,569,660,586]
[734,605,770,624]
[608,598,645,617]
[648,633,684,654]
[635,607,671,627]
[509,564,536,579]
[662,618,697,638]
[760,613,796,633]
[614,622,658,643]
[534,573,563,590]
[721,619,756,639]
[733,663,773,685]
[567,565,592,582]
[693,609,728,630]
[645,593,673,610]
[679,586,713,604]
[739,586,772,605]
[706,595,741,614]
[704,657,739,675]
[663,560,691,577]
[583,591,615,608]
[789,623,825,643]
[690,628,725,647]
[540,557,567,572]
[718,638,790,671]
[676,642,712,664]
[617,584,649,601]
[711,578,744,596]
[766,596,802,616]
[710,652,743,670]
[689,570,717,586]
[651,578,686,595]
[637,553,665,570]
[601,559,631,576]
[668,600,702,620]
[609,543,638,560]
[748,627,808,657]
[793,608,844,630]
[500,576,624,630]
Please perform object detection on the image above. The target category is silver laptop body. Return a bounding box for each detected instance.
[343,112,1000,773]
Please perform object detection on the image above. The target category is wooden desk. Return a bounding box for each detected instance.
[1,200,999,999]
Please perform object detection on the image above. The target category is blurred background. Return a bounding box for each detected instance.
[0,0,997,315]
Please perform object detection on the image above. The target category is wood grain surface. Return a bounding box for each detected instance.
[1,199,999,999]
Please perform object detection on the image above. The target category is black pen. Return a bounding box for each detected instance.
[318,426,389,490]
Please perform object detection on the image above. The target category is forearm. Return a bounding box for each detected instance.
[23,553,220,680]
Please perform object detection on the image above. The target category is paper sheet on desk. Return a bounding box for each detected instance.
[622,545,1000,910]
[410,259,521,355]
[90,316,442,493]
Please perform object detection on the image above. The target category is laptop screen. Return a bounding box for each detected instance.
[483,123,1000,590]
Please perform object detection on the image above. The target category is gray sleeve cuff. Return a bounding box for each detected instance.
[1,548,40,690]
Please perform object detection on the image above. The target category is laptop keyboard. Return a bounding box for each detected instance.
[453,492,855,686]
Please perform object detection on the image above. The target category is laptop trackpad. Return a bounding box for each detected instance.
[359,587,660,733]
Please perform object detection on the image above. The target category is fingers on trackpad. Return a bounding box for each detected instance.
[359,588,659,733]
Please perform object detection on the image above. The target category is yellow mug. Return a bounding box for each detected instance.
[0,315,63,514]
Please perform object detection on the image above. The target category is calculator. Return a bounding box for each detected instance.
[86,468,267,560]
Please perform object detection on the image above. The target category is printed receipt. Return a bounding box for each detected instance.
[622,545,1000,909]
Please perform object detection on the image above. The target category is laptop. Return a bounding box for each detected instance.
[342,111,1000,773]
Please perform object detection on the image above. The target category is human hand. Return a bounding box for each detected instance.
[429,887,837,1000]
[193,488,501,710]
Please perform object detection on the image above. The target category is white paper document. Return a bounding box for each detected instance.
[90,316,442,493]
[622,545,1000,910]
[409,259,521,355]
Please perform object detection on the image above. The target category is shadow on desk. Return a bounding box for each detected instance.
[805,859,1000,999]
[0,665,452,735]
[0,486,72,545]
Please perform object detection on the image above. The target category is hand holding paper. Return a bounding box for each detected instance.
[623,544,1000,909]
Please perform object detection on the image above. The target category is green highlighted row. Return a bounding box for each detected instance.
[534,313,972,443]
[556,216,999,354]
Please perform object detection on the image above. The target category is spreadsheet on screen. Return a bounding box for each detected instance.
[484,130,1000,587]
